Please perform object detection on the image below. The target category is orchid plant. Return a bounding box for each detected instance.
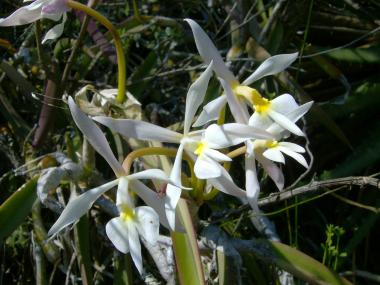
[0,2,318,281]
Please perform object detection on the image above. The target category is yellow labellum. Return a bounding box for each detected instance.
[232,85,271,114]
[194,141,207,156]
[120,206,135,221]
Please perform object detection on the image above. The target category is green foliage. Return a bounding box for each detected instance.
[0,1,380,284]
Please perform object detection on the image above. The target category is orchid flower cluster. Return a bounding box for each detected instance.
[1,1,313,275]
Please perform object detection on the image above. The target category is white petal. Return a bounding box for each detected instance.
[184,19,237,83]
[203,124,238,148]
[135,206,160,245]
[205,123,273,148]
[128,169,169,183]
[256,154,284,190]
[68,97,124,176]
[278,142,305,153]
[193,95,227,127]
[116,177,133,208]
[263,148,285,164]
[194,155,222,179]
[130,180,184,232]
[219,78,250,124]
[105,217,130,253]
[128,222,143,275]
[184,62,214,134]
[270,94,299,114]
[41,13,66,44]
[203,148,231,162]
[170,143,185,187]
[164,184,182,231]
[242,53,298,85]
[48,179,119,236]
[285,101,313,122]
[278,147,308,168]
[248,112,272,129]
[208,167,246,198]
[245,156,260,211]
[268,110,304,136]
[0,1,44,26]
[266,101,313,135]
[92,117,182,144]
[41,0,69,16]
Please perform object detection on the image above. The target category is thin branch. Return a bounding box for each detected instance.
[259,176,380,206]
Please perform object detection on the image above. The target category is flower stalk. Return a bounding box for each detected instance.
[66,0,126,103]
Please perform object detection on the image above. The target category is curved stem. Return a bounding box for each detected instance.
[122,147,194,176]
[67,0,126,103]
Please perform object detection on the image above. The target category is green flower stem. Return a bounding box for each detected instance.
[67,0,126,103]
[132,0,142,22]
[122,147,193,175]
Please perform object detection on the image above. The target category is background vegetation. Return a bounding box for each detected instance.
[0,0,379,284]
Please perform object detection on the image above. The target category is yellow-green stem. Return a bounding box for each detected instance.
[67,0,126,103]
[122,147,194,175]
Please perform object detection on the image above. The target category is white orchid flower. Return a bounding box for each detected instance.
[93,63,273,229]
[0,0,69,43]
[49,97,184,272]
[185,19,307,136]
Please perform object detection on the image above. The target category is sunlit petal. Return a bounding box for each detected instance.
[41,0,70,15]
[105,217,130,253]
[268,110,304,136]
[193,95,227,127]
[219,78,250,124]
[184,62,214,134]
[242,53,298,85]
[203,148,231,162]
[278,146,308,168]
[164,184,181,231]
[205,123,274,148]
[194,155,222,179]
[170,143,185,187]
[208,167,246,198]
[128,169,169,183]
[68,97,124,175]
[128,222,143,275]
[278,142,305,153]
[245,156,260,211]
[184,18,237,83]
[248,112,272,129]
[130,180,184,232]
[48,179,119,236]
[0,1,44,26]
[270,94,299,114]
[263,148,285,164]
[256,154,284,190]
[135,206,160,245]
[41,13,66,44]
[116,177,133,208]
[93,116,182,144]
[266,101,313,135]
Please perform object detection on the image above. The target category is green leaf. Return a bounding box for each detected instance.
[128,51,158,98]
[171,199,205,285]
[326,46,380,64]
[0,176,38,241]
[269,241,352,285]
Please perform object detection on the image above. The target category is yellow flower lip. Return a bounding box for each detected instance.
[120,205,135,221]
[232,85,271,114]
[254,140,279,150]
[194,141,207,156]
[265,140,279,149]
